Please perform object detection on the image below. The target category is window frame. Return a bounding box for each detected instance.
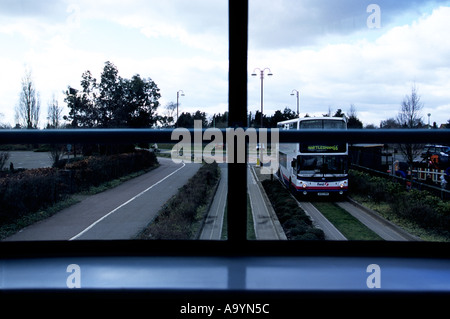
[0,0,449,259]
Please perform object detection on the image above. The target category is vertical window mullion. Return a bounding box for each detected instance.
[227,0,248,244]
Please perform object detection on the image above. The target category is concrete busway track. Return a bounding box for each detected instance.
[199,163,228,240]
[200,163,420,242]
[200,164,287,240]
[248,165,287,240]
[298,199,420,241]
[336,199,421,241]
[297,201,347,240]
[275,174,420,241]
[293,197,419,241]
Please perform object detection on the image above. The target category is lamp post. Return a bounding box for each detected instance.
[251,67,272,167]
[428,113,431,129]
[176,90,185,127]
[251,68,273,128]
[290,89,299,117]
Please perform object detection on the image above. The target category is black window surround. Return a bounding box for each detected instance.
[1,3,450,309]
[0,0,450,257]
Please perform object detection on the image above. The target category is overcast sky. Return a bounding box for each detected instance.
[1,0,449,128]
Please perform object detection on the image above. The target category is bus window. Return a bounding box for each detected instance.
[299,120,323,129]
[323,121,346,129]
[298,155,347,175]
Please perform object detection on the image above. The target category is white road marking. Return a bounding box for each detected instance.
[69,162,186,240]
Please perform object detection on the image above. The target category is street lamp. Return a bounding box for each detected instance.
[176,90,185,127]
[290,89,299,117]
[428,113,431,129]
[251,68,273,129]
[252,67,272,167]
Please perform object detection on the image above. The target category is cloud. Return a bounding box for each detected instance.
[249,0,450,49]
[0,0,66,19]
[249,5,450,126]
[0,0,229,125]
[71,0,228,53]
[1,0,449,128]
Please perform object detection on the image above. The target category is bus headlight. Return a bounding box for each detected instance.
[302,183,307,189]
[340,183,344,189]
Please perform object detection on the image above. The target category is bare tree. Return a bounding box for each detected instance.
[46,94,63,129]
[165,102,177,119]
[396,84,425,168]
[0,113,11,129]
[15,68,41,129]
[45,94,66,166]
[157,102,177,127]
[397,84,424,128]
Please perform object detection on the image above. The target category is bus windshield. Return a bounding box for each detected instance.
[298,155,348,175]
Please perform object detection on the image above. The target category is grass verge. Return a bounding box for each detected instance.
[247,193,256,240]
[312,201,383,241]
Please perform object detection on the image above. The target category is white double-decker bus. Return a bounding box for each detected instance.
[277,117,348,197]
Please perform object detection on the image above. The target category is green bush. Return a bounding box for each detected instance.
[0,168,60,223]
[349,169,450,236]
[141,162,220,239]
[66,150,157,190]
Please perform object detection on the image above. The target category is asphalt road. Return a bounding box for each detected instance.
[6,151,53,169]
[4,157,201,241]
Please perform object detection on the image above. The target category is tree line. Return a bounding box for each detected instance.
[4,63,449,168]
[8,62,450,131]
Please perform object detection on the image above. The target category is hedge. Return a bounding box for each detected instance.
[0,168,60,223]
[0,150,158,225]
[65,150,158,190]
[262,179,325,240]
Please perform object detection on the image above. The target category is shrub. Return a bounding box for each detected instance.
[66,150,157,190]
[262,179,325,240]
[0,168,60,223]
[140,162,220,239]
[350,169,450,236]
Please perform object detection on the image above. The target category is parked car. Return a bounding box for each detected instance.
[421,144,450,167]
